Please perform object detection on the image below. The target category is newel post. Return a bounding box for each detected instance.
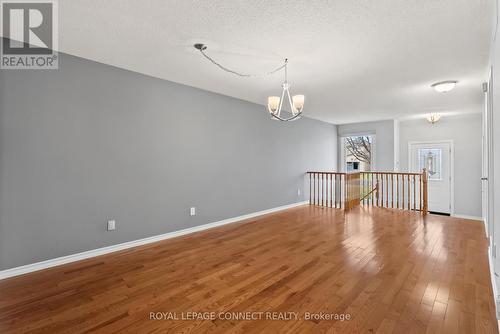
[422,168,428,215]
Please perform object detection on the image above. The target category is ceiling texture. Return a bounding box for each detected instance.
[57,0,495,124]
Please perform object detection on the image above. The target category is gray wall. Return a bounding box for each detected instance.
[337,120,397,171]
[399,114,482,217]
[0,52,337,270]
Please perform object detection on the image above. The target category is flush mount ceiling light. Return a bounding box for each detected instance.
[426,114,442,124]
[194,43,304,121]
[431,80,457,93]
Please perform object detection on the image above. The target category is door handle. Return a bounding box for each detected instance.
[481,177,488,181]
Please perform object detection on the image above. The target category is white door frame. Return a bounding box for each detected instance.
[485,70,494,242]
[408,140,455,215]
[483,77,492,238]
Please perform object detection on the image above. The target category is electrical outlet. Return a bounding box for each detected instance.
[107,220,116,231]
[190,207,196,216]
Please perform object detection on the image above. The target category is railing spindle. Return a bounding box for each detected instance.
[391,174,394,208]
[330,174,333,207]
[343,174,346,209]
[309,173,312,204]
[333,174,336,208]
[396,174,399,209]
[407,174,411,210]
[315,173,318,205]
[335,175,340,209]
[379,173,382,207]
[324,173,327,207]
[386,173,388,206]
[370,174,372,205]
[413,175,416,211]
[337,174,340,209]
[377,174,381,207]
[317,173,320,206]
[383,174,385,207]
[325,173,327,207]
[420,174,423,211]
[379,174,384,206]
[401,174,404,209]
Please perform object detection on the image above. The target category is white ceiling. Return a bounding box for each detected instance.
[57,0,495,124]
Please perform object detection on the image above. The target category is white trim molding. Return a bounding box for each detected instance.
[488,246,500,318]
[0,201,309,280]
[451,214,483,221]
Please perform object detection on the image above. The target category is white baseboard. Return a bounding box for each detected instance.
[0,201,309,280]
[451,214,483,221]
[488,247,500,319]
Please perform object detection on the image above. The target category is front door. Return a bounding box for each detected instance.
[409,142,452,214]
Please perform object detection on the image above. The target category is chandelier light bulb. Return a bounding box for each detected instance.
[267,96,280,115]
[292,95,305,114]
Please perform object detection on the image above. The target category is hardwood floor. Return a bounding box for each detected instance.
[0,205,497,333]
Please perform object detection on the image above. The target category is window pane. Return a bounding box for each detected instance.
[345,136,372,172]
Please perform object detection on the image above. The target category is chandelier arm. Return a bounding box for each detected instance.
[277,87,286,118]
[271,112,302,122]
[285,86,299,116]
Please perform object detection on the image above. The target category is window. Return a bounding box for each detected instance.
[343,135,373,172]
[417,148,442,180]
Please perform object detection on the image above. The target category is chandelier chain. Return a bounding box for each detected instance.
[197,46,286,78]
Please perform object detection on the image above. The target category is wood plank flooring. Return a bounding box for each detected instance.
[0,205,497,333]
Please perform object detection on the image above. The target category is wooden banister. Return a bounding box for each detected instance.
[307,170,428,214]
[360,170,427,213]
[360,184,378,201]
[307,172,346,209]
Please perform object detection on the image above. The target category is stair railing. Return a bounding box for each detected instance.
[307,169,428,214]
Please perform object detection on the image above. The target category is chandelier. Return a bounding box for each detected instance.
[267,59,304,121]
[194,44,304,121]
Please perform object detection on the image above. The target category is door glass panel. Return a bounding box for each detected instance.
[417,148,442,180]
